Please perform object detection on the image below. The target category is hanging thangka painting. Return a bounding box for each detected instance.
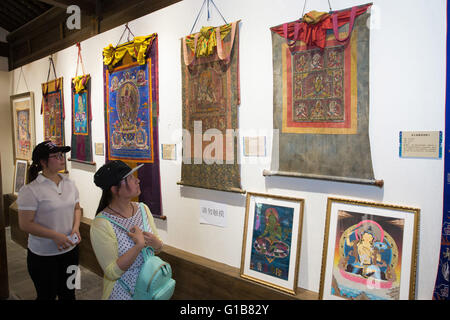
[10,92,35,162]
[103,34,162,217]
[70,74,94,164]
[179,21,243,193]
[434,3,450,300]
[41,77,65,147]
[268,4,381,186]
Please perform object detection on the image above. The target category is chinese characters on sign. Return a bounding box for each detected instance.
[199,200,227,228]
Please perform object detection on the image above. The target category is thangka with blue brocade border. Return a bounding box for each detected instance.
[103,34,162,217]
[433,3,450,300]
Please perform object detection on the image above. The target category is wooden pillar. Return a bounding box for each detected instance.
[0,154,10,299]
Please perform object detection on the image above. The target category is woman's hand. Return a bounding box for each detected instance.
[52,232,74,251]
[128,225,145,249]
[70,228,81,245]
[143,232,163,251]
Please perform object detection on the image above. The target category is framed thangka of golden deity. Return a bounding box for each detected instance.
[10,92,35,161]
[240,192,304,294]
[103,34,163,217]
[319,197,420,300]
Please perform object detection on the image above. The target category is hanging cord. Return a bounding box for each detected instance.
[116,23,135,47]
[44,55,60,94]
[301,0,333,18]
[189,0,228,35]
[75,42,86,77]
[46,56,57,83]
[210,0,227,24]
[15,67,30,94]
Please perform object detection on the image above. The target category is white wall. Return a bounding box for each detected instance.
[7,0,445,299]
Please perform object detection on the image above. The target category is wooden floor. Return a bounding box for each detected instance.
[5,227,103,300]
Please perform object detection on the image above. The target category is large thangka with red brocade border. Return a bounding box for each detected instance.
[179,21,243,193]
[103,34,163,216]
[268,4,378,185]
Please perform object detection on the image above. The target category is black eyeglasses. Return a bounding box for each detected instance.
[48,153,64,160]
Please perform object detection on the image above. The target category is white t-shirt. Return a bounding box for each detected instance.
[17,173,79,256]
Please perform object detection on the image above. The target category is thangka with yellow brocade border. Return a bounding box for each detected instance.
[179,21,244,193]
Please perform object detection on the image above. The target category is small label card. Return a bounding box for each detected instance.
[243,136,266,157]
[199,200,227,228]
[161,144,177,160]
[95,143,104,156]
[399,131,442,158]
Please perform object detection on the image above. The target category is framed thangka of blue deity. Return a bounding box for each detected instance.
[240,192,304,294]
[319,197,420,300]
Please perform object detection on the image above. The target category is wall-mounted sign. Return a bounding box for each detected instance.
[399,131,442,158]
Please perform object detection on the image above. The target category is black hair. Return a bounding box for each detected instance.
[28,156,49,183]
[95,178,131,215]
[95,188,114,215]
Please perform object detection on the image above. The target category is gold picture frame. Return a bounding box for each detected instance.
[10,92,36,162]
[240,192,304,295]
[13,159,28,196]
[319,197,420,300]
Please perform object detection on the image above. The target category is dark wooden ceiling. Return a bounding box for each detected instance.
[0,0,53,32]
[2,0,182,70]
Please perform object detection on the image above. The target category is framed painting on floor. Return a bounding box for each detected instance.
[13,159,28,195]
[319,197,420,300]
[240,192,304,295]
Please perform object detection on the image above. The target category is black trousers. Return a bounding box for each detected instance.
[27,246,79,300]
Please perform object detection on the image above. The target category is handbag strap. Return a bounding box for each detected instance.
[97,203,155,258]
[139,202,155,259]
[97,214,130,232]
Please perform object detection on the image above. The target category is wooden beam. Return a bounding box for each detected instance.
[7,0,182,70]
[5,0,36,21]
[0,12,19,32]
[18,0,50,16]
[0,3,29,27]
[37,0,96,15]
[0,42,9,58]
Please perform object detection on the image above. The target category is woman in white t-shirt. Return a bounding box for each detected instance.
[17,141,82,300]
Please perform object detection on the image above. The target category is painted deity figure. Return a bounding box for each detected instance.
[18,111,30,153]
[75,95,87,133]
[119,85,135,130]
[259,208,282,243]
[197,71,217,105]
[346,231,383,279]
[49,99,58,138]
